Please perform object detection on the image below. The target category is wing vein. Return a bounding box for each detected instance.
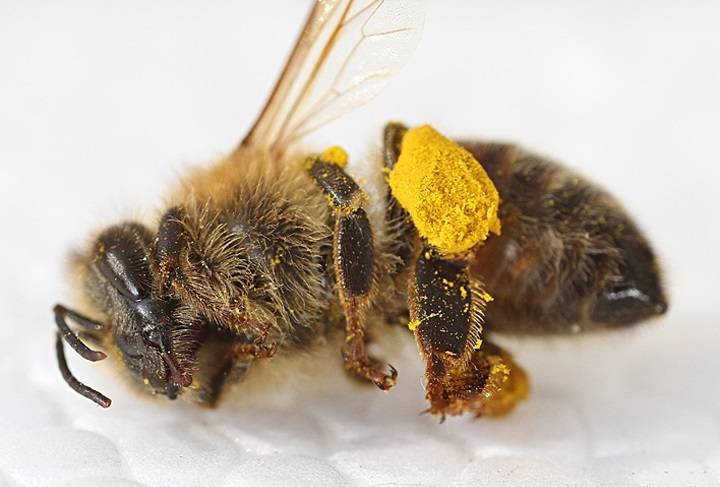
[272,0,355,153]
[240,0,424,158]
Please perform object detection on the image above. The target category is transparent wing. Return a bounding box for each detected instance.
[241,0,424,156]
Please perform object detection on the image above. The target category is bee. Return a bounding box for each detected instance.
[54,0,667,419]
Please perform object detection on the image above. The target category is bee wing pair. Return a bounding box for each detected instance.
[241,0,424,156]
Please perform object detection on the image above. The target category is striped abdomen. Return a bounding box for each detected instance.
[463,142,667,334]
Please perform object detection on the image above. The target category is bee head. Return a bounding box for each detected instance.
[56,222,195,407]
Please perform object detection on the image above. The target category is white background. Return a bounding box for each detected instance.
[1,1,719,486]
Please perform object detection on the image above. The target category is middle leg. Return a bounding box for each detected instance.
[307,148,397,390]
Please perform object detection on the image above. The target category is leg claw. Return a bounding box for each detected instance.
[371,364,397,391]
[343,349,398,391]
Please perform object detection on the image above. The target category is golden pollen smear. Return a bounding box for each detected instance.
[388,125,501,254]
[320,145,349,168]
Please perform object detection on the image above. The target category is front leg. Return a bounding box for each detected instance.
[153,206,277,345]
[410,247,528,418]
[307,148,397,390]
[194,338,277,407]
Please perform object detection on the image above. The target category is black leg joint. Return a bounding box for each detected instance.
[308,159,364,212]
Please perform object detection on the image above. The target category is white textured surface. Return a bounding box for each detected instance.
[1,2,720,486]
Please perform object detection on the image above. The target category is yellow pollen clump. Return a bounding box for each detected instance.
[478,354,530,417]
[491,362,511,377]
[481,291,494,302]
[407,319,420,331]
[473,338,483,350]
[388,125,501,254]
[321,145,349,168]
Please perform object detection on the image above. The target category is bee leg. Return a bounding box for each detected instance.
[335,210,397,390]
[232,341,278,359]
[307,154,396,390]
[155,208,278,348]
[382,123,417,275]
[410,247,528,418]
[194,334,279,408]
[154,206,188,287]
[382,122,407,169]
[199,345,251,407]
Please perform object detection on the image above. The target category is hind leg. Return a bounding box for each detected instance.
[408,246,528,418]
[381,123,528,418]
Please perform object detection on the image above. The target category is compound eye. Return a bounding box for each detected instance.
[96,225,152,301]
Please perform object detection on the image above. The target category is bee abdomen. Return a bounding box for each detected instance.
[463,142,667,333]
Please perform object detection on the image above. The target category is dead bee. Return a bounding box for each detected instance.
[54,0,666,419]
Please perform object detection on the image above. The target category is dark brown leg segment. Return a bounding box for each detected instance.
[382,123,417,275]
[382,122,406,170]
[410,247,528,419]
[154,206,188,288]
[308,155,396,390]
[197,339,273,407]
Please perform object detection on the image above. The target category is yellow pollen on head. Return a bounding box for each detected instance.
[481,291,494,302]
[408,319,420,331]
[321,145,349,168]
[387,125,501,254]
[473,338,483,350]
